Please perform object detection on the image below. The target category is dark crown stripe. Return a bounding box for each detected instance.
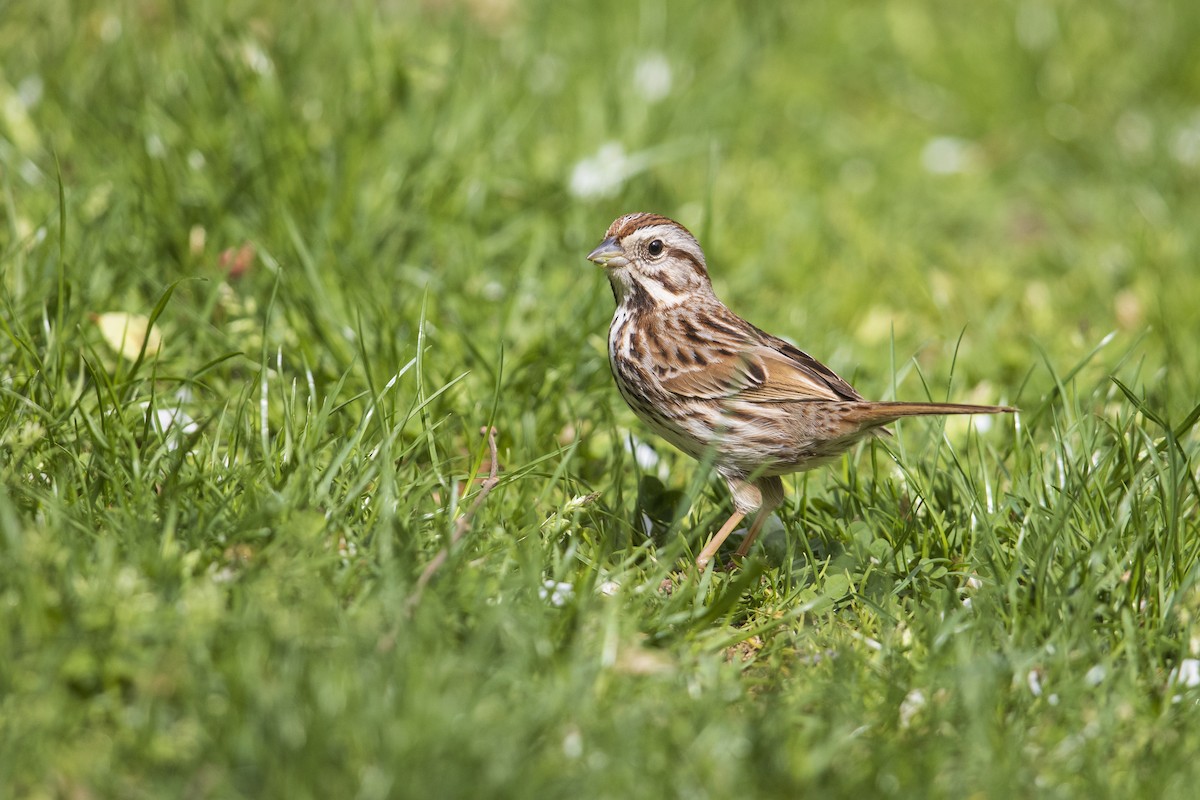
[609,213,692,240]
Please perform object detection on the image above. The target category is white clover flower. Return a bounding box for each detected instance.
[633,54,672,102]
[141,402,199,451]
[1171,658,1200,688]
[241,40,274,76]
[539,580,574,607]
[898,689,926,728]
[562,727,584,759]
[145,133,166,159]
[569,142,633,200]
[1026,668,1044,697]
[17,75,43,109]
[920,136,979,175]
[624,434,660,471]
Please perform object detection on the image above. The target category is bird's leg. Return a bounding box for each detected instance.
[733,513,770,559]
[696,475,773,569]
[695,509,746,570]
[733,476,785,560]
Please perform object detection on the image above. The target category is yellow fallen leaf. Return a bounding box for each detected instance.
[93,312,163,360]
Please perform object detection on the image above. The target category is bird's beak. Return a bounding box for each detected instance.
[587,237,628,268]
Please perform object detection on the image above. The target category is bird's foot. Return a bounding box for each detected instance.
[695,553,745,573]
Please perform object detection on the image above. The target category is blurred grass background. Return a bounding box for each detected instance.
[2,0,1200,797]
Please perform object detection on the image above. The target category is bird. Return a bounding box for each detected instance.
[586,212,1015,569]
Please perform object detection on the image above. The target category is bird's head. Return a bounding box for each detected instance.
[587,213,714,309]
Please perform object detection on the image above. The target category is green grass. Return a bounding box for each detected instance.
[3,0,1200,796]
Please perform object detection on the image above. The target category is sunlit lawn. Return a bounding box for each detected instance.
[2,1,1200,797]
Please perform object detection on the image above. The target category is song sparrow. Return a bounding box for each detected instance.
[587,212,1015,569]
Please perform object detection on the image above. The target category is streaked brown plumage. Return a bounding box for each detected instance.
[587,212,1015,569]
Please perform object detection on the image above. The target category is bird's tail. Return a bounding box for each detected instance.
[851,401,1016,429]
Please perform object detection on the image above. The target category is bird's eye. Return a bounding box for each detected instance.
[647,240,664,257]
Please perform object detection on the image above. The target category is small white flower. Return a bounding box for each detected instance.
[17,75,43,109]
[539,580,574,607]
[568,142,653,200]
[569,142,631,200]
[562,727,584,759]
[18,161,42,185]
[1084,664,1106,687]
[1027,668,1044,697]
[633,54,672,102]
[141,402,199,451]
[625,435,659,471]
[561,493,600,515]
[1171,659,1200,688]
[920,136,978,175]
[211,566,238,584]
[540,493,600,537]
[597,580,620,597]
[241,40,274,76]
[145,133,166,159]
[898,689,926,728]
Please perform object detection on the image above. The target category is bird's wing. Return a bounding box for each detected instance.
[749,326,863,402]
[656,314,863,403]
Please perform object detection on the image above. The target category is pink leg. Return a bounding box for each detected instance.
[695,510,746,570]
[733,476,784,560]
[733,512,770,559]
